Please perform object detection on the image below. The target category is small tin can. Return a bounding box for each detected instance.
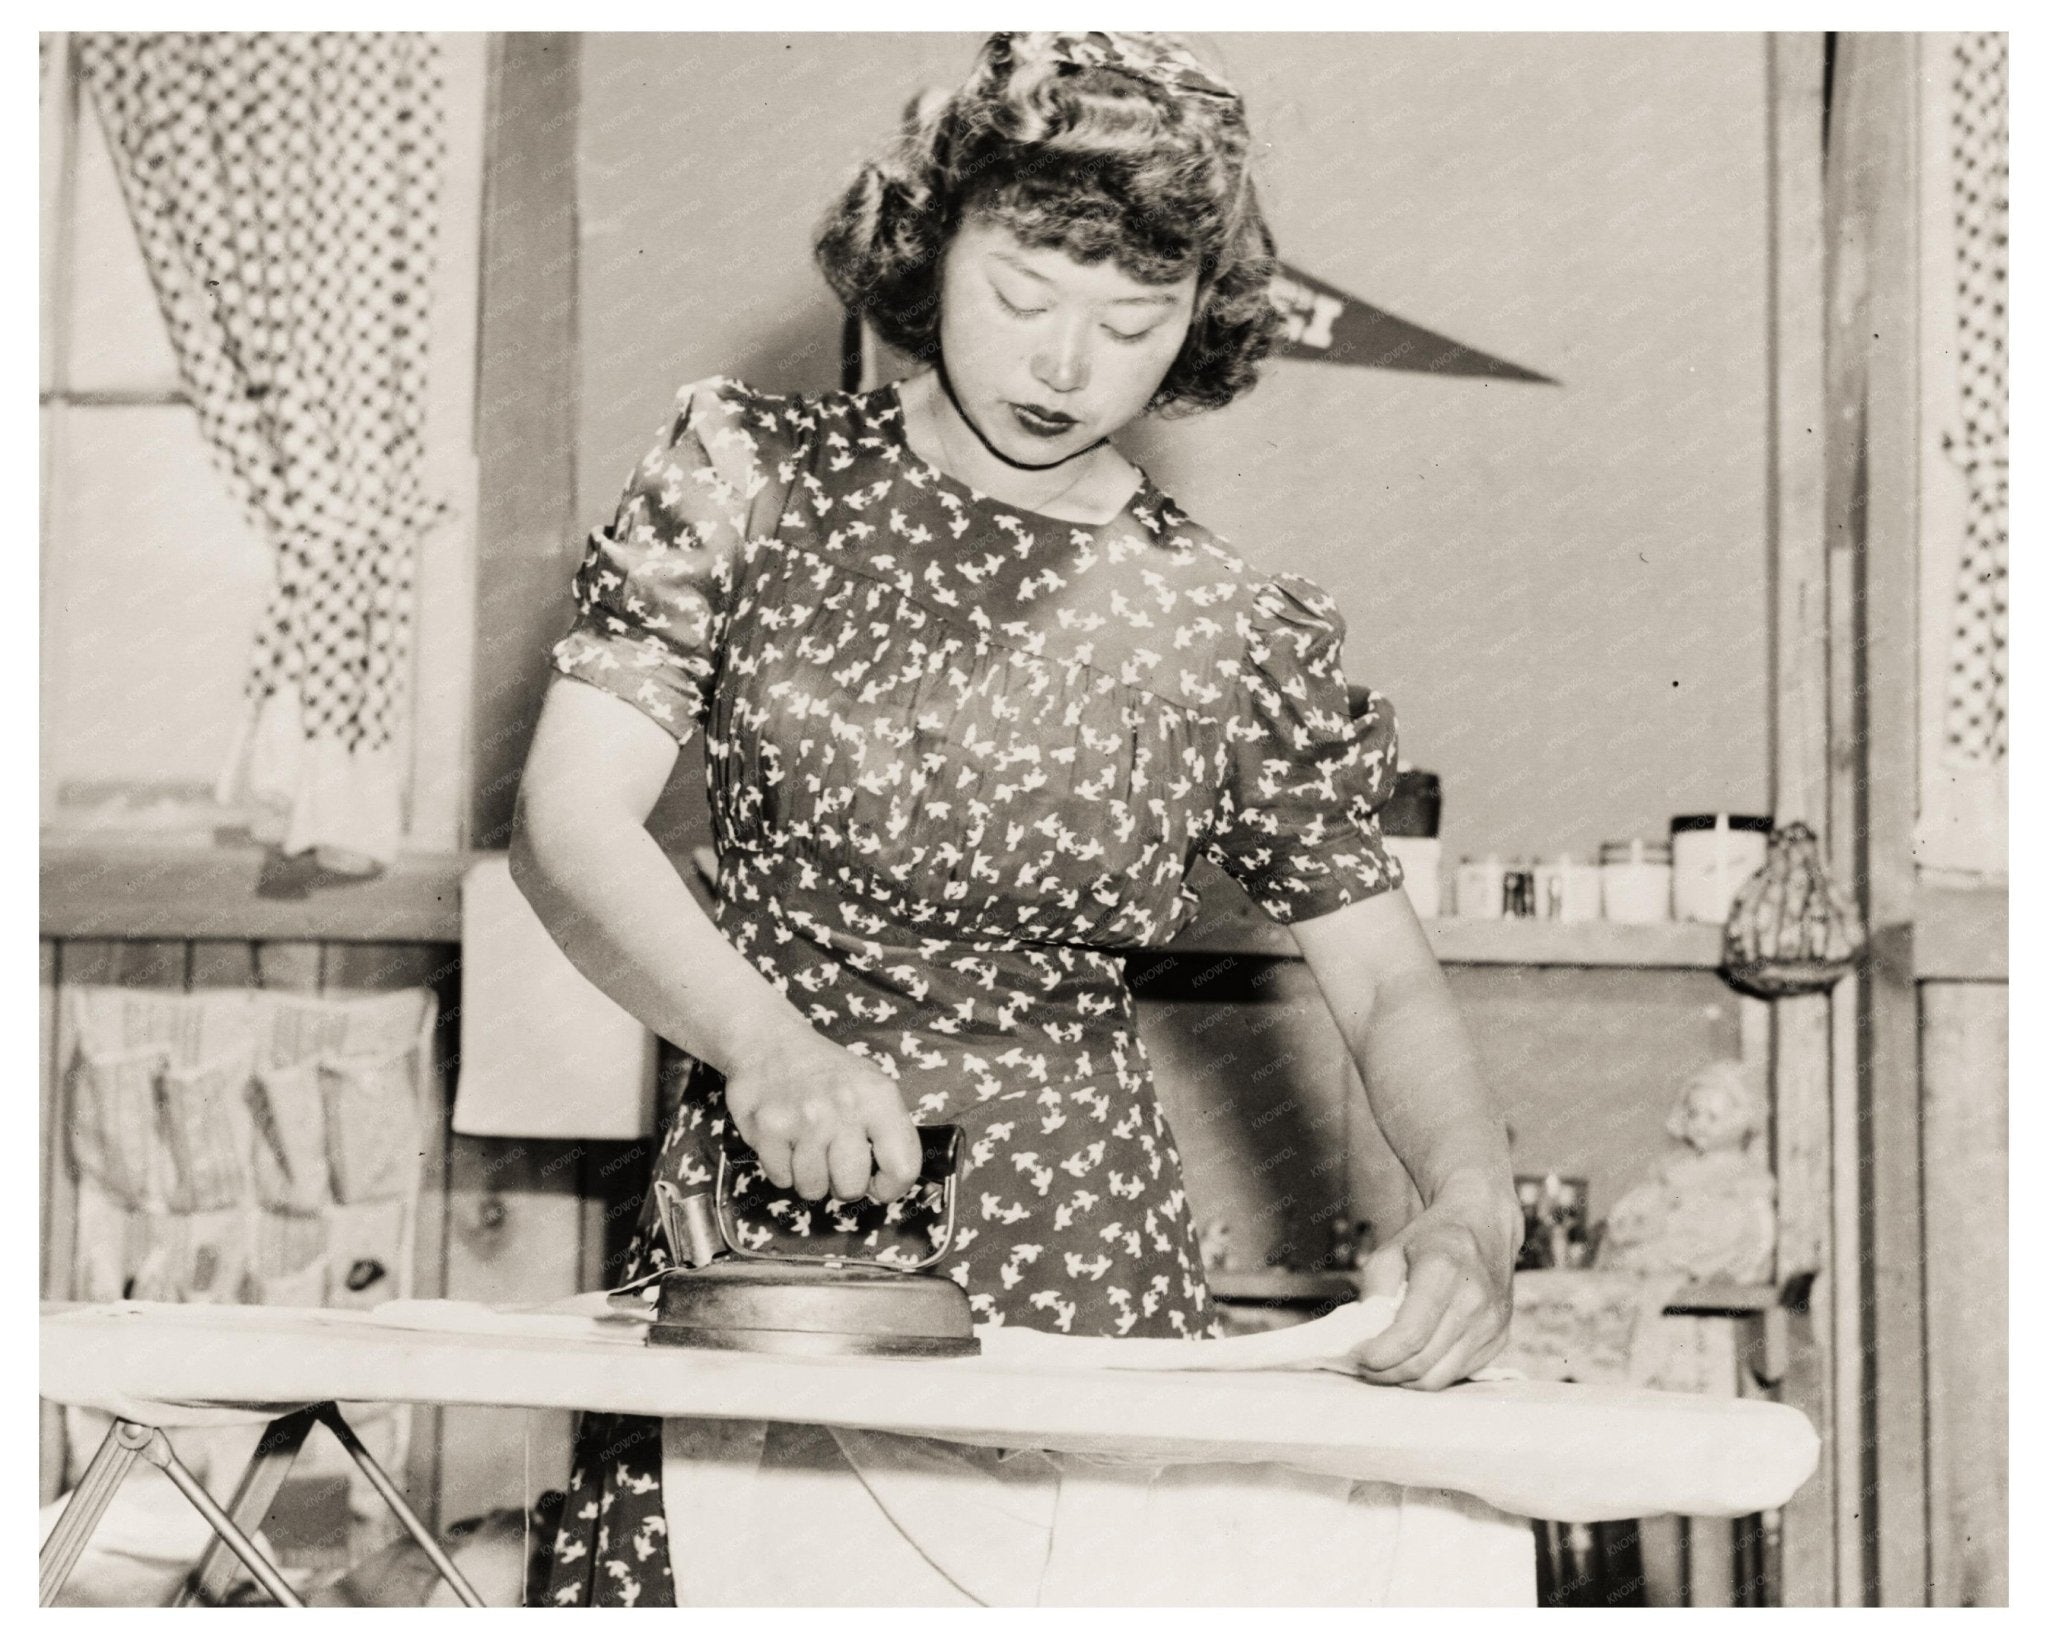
[1501,861,1537,918]
[1567,855,1603,923]
[1532,854,1604,923]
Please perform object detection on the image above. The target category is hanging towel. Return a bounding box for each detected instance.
[452,855,657,1139]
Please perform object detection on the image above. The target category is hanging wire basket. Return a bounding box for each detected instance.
[1720,821,1865,998]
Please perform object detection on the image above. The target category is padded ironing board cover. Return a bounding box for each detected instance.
[41,1298,1818,1531]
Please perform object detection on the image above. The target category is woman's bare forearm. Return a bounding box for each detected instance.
[1355,965,1517,1228]
[508,808,808,1074]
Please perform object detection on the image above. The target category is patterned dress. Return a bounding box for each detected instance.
[535,373,1406,1606]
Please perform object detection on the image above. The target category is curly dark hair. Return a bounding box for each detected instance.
[812,32,1285,418]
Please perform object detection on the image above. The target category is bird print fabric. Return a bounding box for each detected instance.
[537,373,1404,1605]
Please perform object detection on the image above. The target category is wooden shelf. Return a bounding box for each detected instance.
[40,840,472,943]
[1907,884,2007,981]
[1165,907,1728,970]
[44,841,1735,971]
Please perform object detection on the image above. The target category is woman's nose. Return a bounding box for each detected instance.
[1032,325,1091,395]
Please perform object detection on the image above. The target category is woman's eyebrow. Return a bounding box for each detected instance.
[989,250,1179,307]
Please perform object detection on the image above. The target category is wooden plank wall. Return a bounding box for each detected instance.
[1918,981,2008,1608]
[38,936,642,1535]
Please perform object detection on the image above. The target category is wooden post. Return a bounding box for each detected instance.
[324,941,459,1545]
[470,33,582,852]
[40,940,69,1504]
[1761,30,1837,1608]
[1826,31,1928,1606]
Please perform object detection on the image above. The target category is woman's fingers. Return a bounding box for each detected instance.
[1366,1281,1484,1386]
[1357,1243,1408,1306]
[741,1103,799,1190]
[1353,1241,1461,1373]
[727,1062,919,1205]
[1410,1303,1513,1392]
[789,1133,833,1201]
[751,1136,795,1192]
[865,1114,924,1204]
[825,1129,876,1202]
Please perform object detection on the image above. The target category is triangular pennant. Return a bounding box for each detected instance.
[1270,262,1556,384]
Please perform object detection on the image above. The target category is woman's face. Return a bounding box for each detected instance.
[936,215,1197,454]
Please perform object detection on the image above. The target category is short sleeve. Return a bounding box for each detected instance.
[548,375,785,747]
[1201,573,1407,923]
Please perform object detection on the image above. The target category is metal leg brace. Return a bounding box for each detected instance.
[40,1403,484,1609]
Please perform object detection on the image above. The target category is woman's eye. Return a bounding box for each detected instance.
[994,288,1150,344]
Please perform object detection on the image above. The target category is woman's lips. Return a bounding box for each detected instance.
[1010,402,1078,437]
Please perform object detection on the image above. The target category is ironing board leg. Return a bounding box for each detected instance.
[140,1424,305,1607]
[173,1406,318,1607]
[39,1418,143,1605]
[39,1420,304,1608]
[312,1403,485,1608]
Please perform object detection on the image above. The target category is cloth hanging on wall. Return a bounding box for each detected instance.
[56,982,439,1526]
[74,33,450,873]
[1937,32,2008,769]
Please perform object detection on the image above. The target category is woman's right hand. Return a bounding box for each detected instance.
[722,1033,924,1205]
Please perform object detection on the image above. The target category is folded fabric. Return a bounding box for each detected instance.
[367,1297,646,1343]
[975,1292,1405,1375]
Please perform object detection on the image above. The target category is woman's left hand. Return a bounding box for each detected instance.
[1350,1175,1522,1391]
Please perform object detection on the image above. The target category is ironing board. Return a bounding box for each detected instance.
[39,1299,1820,1606]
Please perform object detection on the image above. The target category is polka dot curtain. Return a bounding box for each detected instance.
[1938,33,2008,769]
[75,33,450,873]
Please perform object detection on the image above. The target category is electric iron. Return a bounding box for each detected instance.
[638,1123,980,1359]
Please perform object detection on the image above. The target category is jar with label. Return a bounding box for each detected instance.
[1600,838,1673,923]
[1502,860,1537,918]
[1455,854,1506,919]
[1669,813,1773,923]
[1533,853,1603,923]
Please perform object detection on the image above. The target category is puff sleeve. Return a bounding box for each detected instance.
[549,375,782,746]
[1201,573,1408,923]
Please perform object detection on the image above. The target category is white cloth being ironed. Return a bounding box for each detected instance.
[659,1417,1536,1606]
[655,1293,1534,1607]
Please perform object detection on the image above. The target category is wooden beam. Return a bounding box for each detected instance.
[1762,30,1838,1609]
[1830,30,1929,1607]
[410,32,489,854]
[324,943,457,1545]
[1824,28,1876,1602]
[39,941,67,1504]
[470,32,581,853]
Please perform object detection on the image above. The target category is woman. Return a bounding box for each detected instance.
[513,31,1522,1607]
